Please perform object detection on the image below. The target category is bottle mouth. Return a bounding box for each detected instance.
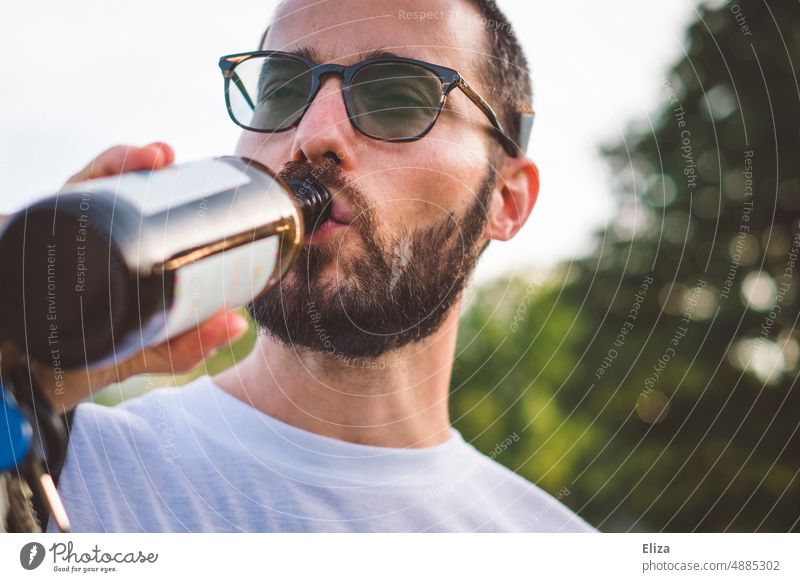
[286,178,333,235]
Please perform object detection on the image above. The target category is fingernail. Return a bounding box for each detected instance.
[144,142,167,162]
[230,315,249,339]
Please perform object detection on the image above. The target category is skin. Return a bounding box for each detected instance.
[2,0,539,449]
[0,143,250,412]
[214,0,539,447]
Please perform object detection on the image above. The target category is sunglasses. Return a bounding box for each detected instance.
[218,50,533,157]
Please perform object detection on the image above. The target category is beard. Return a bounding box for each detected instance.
[246,159,495,360]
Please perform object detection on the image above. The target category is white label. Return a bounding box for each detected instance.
[150,235,280,344]
[57,159,252,216]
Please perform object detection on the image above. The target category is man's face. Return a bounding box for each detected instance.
[241,0,502,360]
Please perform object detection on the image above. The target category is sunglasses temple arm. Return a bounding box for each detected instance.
[457,78,530,157]
[230,71,255,111]
[517,113,534,155]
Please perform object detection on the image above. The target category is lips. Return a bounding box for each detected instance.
[328,199,354,225]
[304,196,355,245]
[306,215,348,245]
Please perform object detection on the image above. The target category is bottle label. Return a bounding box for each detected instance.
[150,235,280,344]
[58,159,252,215]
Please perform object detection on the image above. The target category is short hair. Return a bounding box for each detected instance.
[463,0,533,151]
[259,0,532,153]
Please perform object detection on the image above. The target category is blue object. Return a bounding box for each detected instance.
[0,384,32,471]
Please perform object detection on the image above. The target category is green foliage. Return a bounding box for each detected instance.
[452,0,799,532]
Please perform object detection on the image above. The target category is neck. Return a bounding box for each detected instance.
[213,302,462,448]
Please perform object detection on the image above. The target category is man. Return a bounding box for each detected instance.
[38,0,594,532]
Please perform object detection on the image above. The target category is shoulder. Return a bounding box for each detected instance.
[66,377,212,465]
[463,442,597,532]
[49,379,209,532]
[71,385,179,441]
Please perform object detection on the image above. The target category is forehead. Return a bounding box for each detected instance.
[265,0,488,78]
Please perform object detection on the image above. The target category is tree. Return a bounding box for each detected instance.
[452,0,799,532]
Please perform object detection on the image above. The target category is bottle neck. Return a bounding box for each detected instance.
[223,156,333,236]
[286,178,332,235]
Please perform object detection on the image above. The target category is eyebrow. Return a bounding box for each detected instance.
[285,45,409,65]
[357,48,406,61]
[290,44,319,62]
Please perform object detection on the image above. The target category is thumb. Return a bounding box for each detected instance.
[65,142,175,184]
[192,310,251,357]
[124,311,251,377]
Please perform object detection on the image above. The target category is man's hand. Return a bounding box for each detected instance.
[0,143,250,412]
[65,142,175,185]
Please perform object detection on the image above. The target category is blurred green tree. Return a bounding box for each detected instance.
[451,0,799,532]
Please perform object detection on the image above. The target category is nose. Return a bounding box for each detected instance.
[289,76,362,170]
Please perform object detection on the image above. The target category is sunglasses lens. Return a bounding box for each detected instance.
[350,62,443,139]
[228,55,312,131]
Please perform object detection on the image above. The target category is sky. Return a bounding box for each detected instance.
[0,0,704,282]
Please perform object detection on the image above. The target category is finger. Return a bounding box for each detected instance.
[67,143,172,184]
[65,142,175,184]
[25,306,245,411]
[0,329,26,373]
[131,311,250,376]
[172,310,250,361]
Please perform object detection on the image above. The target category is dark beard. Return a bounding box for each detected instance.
[246,161,495,360]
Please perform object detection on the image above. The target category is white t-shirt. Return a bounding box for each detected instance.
[47,375,596,533]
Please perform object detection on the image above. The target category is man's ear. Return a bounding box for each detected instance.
[485,155,539,242]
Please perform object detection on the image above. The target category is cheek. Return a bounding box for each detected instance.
[363,143,489,232]
[234,131,292,171]
[234,130,489,235]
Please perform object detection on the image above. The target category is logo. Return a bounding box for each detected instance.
[20,542,46,570]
